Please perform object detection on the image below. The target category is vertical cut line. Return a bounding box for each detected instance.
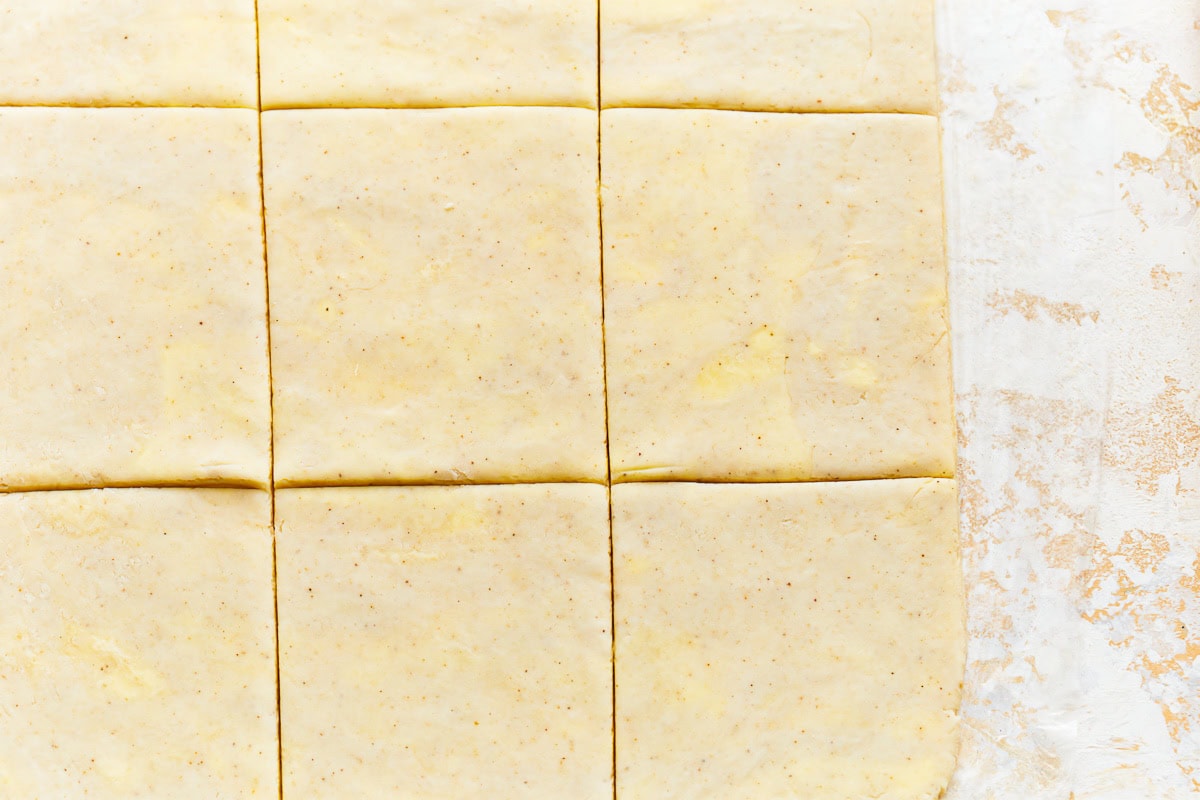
[252,3,284,798]
[596,7,617,799]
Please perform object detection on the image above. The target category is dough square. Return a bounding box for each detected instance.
[613,479,964,800]
[602,109,953,482]
[601,0,936,113]
[276,484,613,798]
[0,1,257,107]
[258,0,597,109]
[0,488,277,798]
[0,109,271,491]
[263,108,606,485]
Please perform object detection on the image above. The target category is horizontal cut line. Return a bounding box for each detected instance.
[611,475,955,486]
[611,474,954,484]
[0,475,955,496]
[0,102,596,113]
[0,102,256,111]
[600,105,936,117]
[262,102,598,112]
[614,472,950,484]
[0,103,929,117]
[275,477,608,490]
[0,479,267,495]
[277,475,954,490]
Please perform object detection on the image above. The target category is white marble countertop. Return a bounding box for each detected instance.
[938,1,1200,796]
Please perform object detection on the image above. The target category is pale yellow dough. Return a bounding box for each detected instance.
[0,489,277,798]
[259,0,597,109]
[0,109,271,491]
[603,109,953,482]
[613,479,964,799]
[0,0,256,107]
[264,107,606,485]
[601,0,935,113]
[276,484,613,798]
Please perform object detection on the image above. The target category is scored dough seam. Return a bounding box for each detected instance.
[251,3,286,798]
[596,4,619,795]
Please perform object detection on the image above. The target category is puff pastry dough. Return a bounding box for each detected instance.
[603,109,953,482]
[263,107,606,486]
[601,0,936,113]
[276,484,612,798]
[0,489,277,798]
[613,479,963,799]
[0,109,270,491]
[259,0,597,108]
[0,0,257,107]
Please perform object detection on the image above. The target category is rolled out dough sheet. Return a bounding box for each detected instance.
[0,0,257,107]
[602,109,953,482]
[0,488,277,798]
[258,0,597,109]
[276,484,613,798]
[264,107,607,486]
[601,0,935,113]
[0,109,271,491]
[613,479,964,799]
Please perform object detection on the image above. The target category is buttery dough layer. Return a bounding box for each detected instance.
[601,0,936,113]
[264,107,606,485]
[603,109,954,482]
[258,0,597,109]
[276,484,613,798]
[0,488,277,798]
[0,109,271,491]
[0,0,257,107]
[613,479,964,800]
